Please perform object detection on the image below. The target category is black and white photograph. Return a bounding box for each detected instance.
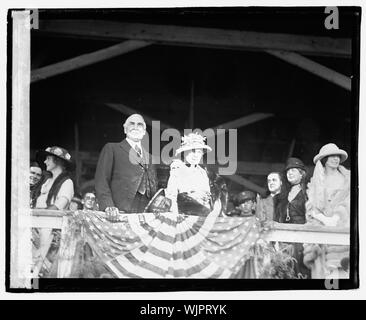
[6,6,360,292]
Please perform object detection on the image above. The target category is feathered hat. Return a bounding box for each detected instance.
[175,132,212,156]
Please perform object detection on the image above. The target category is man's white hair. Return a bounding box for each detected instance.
[123,113,146,129]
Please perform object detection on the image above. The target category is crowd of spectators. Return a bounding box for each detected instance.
[30,141,350,279]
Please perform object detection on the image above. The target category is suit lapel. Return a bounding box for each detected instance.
[120,139,145,167]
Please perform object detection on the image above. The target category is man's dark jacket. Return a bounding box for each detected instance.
[95,139,158,212]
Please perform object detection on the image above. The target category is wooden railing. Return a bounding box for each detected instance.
[30,209,350,278]
[31,209,350,245]
[263,222,349,246]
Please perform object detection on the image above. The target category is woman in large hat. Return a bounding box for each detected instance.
[32,146,75,277]
[35,146,75,210]
[303,143,350,279]
[306,143,350,227]
[165,132,228,216]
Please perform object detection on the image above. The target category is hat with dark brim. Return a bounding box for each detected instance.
[36,146,75,171]
[313,143,348,164]
[234,191,256,206]
[285,157,306,172]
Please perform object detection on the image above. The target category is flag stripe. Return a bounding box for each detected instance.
[66,209,262,278]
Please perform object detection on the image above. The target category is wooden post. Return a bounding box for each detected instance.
[11,11,32,289]
[189,79,194,128]
[74,122,81,190]
[287,138,296,160]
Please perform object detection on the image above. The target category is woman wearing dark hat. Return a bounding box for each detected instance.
[273,157,310,278]
[274,157,307,224]
[35,146,75,210]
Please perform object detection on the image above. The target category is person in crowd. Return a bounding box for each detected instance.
[82,192,97,211]
[164,132,228,216]
[30,161,46,208]
[274,157,307,224]
[95,114,158,221]
[303,143,350,278]
[273,157,310,278]
[226,191,256,217]
[35,146,75,210]
[306,143,350,227]
[32,146,75,277]
[255,172,283,221]
[69,194,83,211]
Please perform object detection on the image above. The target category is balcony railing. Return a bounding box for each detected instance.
[29,209,350,278]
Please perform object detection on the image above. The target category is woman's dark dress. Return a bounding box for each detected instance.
[274,188,310,279]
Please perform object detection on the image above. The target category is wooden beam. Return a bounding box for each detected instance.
[264,222,349,245]
[104,102,176,132]
[267,50,351,91]
[224,174,265,195]
[31,209,67,217]
[31,216,63,229]
[236,161,284,176]
[31,209,349,246]
[214,113,273,130]
[37,20,352,58]
[31,40,152,83]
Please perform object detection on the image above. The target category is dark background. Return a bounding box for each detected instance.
[29,8,358,194]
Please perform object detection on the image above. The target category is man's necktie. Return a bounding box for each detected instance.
[135,145,148,196]
[134,145,142,158]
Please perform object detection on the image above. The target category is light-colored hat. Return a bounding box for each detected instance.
[313,143,348,164]
[175,132,212,155]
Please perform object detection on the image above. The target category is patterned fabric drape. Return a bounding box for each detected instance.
[58,207,263,278]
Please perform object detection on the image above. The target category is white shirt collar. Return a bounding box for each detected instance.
[126,138,142,150]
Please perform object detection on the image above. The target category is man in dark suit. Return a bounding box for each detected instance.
[95,114,158,218]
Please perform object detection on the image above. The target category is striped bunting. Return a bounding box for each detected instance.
[64,206,262,278]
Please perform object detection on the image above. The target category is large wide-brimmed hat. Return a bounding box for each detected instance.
[175,132,212,155]
[313,143,348,164]
[285,157,306,172]
[36,146,74,170]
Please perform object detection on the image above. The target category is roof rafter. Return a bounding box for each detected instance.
[31,40,152,83]
[267,50,351,91]
[37,20,351,58]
